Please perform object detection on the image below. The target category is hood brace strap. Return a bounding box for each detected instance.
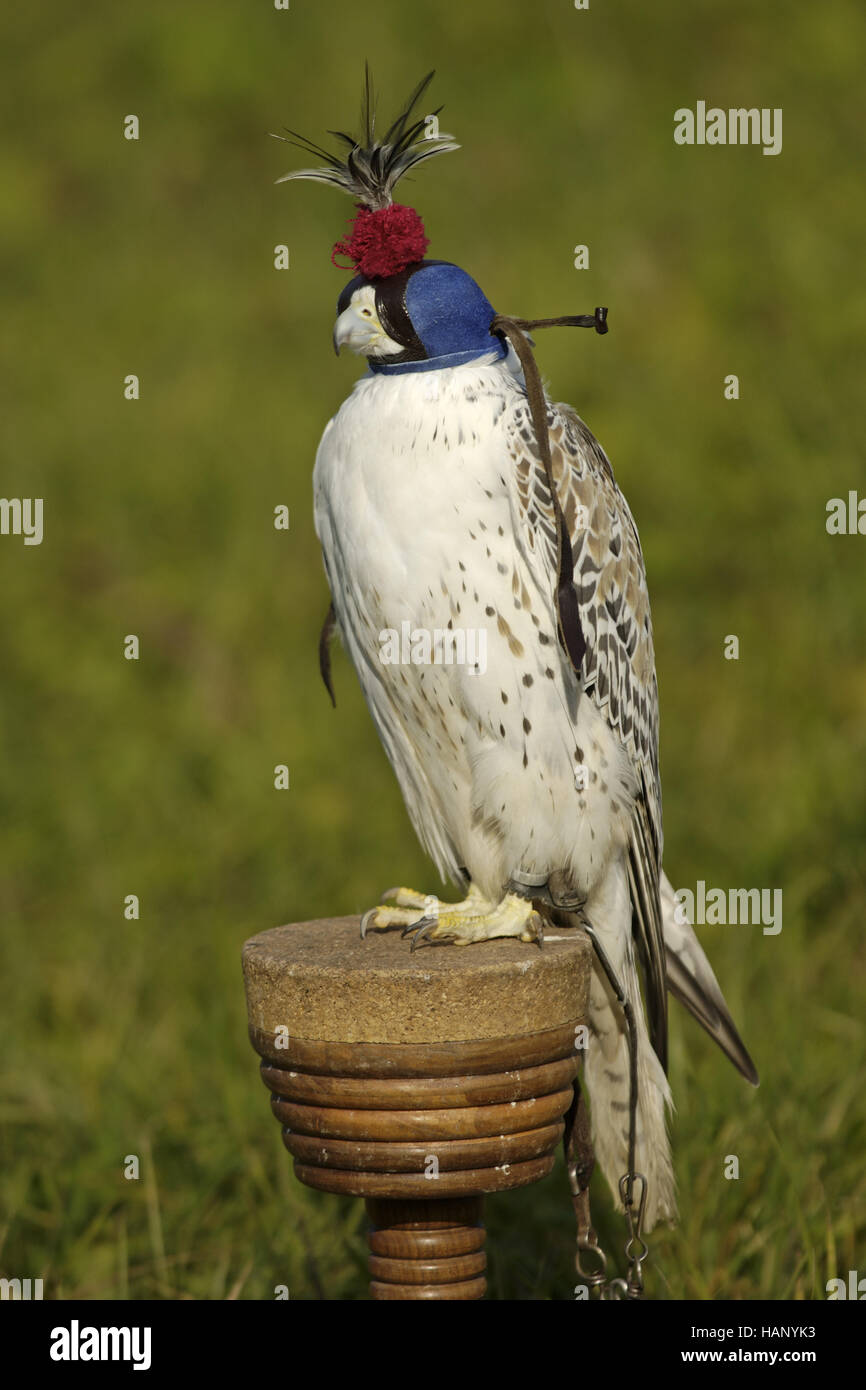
[490,308,607,680]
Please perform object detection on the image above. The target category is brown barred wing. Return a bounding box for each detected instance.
[507,398,668,1069]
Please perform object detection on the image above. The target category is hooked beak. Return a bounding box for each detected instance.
[333,305,380,356]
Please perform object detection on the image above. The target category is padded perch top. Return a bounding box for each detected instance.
[242,915,592,1046]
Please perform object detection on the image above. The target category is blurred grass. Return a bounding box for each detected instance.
[0,0,864,1299]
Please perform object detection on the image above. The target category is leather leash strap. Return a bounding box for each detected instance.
[490,309,608,679]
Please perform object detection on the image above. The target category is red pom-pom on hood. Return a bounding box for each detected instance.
[331,203,429,279]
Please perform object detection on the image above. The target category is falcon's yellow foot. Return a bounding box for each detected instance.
[361,886,544,952]
[360,882,493,938]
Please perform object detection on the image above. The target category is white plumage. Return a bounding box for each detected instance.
[315,352,681,1224]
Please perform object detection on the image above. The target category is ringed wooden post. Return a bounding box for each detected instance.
[242,915,591,1300]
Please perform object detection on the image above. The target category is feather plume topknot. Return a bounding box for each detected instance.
[272,67,458,276]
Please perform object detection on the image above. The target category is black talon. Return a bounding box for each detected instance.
[401,914,435,939]
[534,909,546,950]
[409,918,439,952]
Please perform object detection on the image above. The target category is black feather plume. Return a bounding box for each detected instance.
[272,66,459,210]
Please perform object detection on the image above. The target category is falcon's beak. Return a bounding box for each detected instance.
[333,305,383,356]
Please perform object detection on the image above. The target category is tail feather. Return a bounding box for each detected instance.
[575,861,756,1233]
[575,857,677,1233]
[583,940,677,1232]
[661,872,759,1087]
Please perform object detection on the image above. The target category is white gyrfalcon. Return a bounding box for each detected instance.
[275,72,758,1233]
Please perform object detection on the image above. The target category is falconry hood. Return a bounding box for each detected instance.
[274,67,609,681]
[335,261,505,374]
[272,68,506,372]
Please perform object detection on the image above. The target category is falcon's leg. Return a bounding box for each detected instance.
[361,883,544,951]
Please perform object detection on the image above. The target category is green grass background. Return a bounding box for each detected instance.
[1,0,864,1300]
